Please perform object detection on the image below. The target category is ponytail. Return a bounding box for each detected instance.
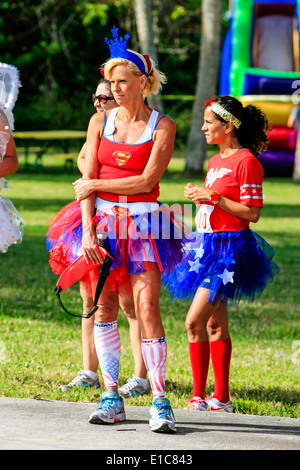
[214,96,269,157]
[236,104,269,157]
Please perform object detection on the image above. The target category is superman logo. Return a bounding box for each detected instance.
[112,150,132,166]
[112,206,130,220]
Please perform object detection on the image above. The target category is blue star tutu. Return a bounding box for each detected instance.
[161,228,279,306]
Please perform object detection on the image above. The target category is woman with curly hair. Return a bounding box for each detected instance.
[163,95,279,413]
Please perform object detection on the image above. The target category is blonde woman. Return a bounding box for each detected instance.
[47,27,188,433]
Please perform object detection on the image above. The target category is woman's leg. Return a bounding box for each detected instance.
[185,288,229,401]
[93,286,120,393]
[207,306,232,404]
[131,269,175,432]
[118,290,147,379]
[131,269,166,398]
[89,287,126,425]
[79,281,98,373]
[58,281,99,391]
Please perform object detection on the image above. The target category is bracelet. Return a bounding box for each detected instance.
[209,190,221,205]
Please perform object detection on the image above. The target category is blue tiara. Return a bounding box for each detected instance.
[104,26,147,75]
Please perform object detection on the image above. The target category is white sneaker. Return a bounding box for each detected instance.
[118,376,150,398]
[186,396,208,411]
[149,397,176,433]
[58,370,100,391]
[206,394,233,412]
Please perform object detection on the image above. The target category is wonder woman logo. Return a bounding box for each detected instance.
[112,151,132,166]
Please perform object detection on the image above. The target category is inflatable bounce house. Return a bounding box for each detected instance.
[220,0,300,175]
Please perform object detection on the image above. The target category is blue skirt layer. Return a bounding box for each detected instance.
[161,229,279,306]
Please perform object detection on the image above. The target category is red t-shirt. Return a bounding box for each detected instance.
[195,148,264,233]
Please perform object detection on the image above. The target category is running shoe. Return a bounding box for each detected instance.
[186,396,208,411]
[58,370,100,391]
[206,394,233,412]
[149,397,176,433]
[89,391,126,424]
[118,376,150,398]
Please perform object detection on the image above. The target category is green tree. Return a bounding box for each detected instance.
[134,0,163,111]
[0,0,228,154]
[185,0,223,174]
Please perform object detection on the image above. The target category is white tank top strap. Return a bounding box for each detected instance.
[103,108,161,143]
[135,109,159,144]
[103,107,118,138]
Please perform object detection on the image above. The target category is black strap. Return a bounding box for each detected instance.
[54,254,113,319]
[85,254,113,318]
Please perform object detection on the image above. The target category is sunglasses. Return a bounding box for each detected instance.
[92,94,115,104]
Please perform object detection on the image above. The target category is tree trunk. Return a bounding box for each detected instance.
[185,0,222,174]
[134,0,163,112]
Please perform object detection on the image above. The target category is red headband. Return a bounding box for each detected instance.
[202,96,215,109]
[143,54,153,76]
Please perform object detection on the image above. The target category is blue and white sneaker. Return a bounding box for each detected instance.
[89,391,126,424]
[149,397,176,433]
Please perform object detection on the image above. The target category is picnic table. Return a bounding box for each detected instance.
[13,130,87,171]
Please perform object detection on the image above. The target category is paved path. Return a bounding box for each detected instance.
[0,398,299,452]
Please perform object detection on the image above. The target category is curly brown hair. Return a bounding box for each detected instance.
[213,96,270,157]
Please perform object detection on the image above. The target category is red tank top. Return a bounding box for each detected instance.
[97,136,160,202]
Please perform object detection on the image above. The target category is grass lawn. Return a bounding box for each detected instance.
[0,152,299,418]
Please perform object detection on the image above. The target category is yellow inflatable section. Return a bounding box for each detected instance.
[239,95,296,126]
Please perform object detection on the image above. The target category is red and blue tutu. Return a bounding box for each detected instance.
[161,228,279,306]
[46,198,189,295]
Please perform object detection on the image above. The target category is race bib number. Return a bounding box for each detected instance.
[195,204,214,233]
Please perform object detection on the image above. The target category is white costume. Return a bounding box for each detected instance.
[0,63,23,253]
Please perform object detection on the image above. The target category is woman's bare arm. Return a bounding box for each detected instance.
[79,112,104,263]
[184,183,262,223]
[0,136,18,177]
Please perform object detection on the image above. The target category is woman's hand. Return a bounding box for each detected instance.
[81,226,104,264]
[73,178,95,201]
[184,182,262,223]
[184,183,211,203]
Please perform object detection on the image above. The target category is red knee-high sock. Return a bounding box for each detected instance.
[189,341,210,399]
[210,338,232,403]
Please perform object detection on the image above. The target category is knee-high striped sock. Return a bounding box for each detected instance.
[142,337,167,398]
[94,321,121,388]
